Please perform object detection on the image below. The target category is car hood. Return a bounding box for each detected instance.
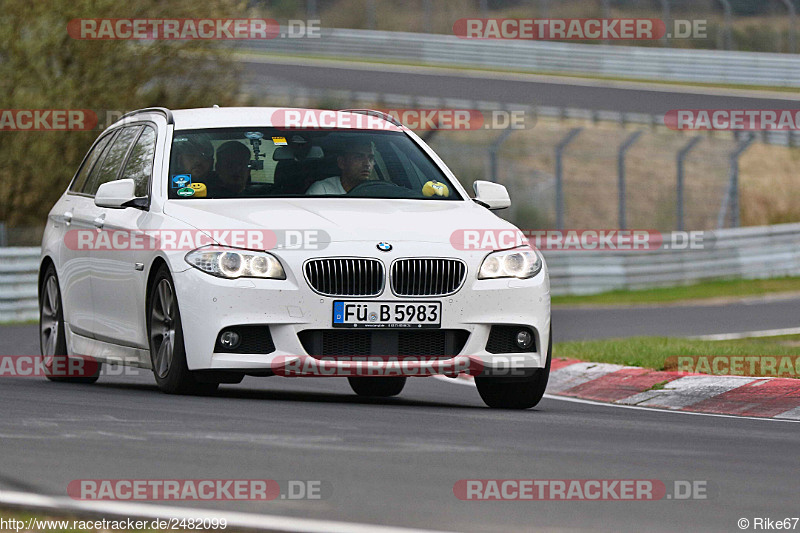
[163,198,519,246]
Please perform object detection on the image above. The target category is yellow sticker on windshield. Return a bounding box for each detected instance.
[272,136,287,146]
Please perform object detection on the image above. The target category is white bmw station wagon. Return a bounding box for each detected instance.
[40,107,551,409]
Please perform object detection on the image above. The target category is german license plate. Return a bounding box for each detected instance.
[332,301,442,328]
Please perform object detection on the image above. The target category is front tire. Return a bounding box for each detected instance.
[348,376,406,397]
[147,265,218,395]
[39,265,99,384]
[475,327,552,409]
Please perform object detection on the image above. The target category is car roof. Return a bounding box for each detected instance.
[112,107,405,132]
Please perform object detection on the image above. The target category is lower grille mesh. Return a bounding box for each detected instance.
[298,330,469,358]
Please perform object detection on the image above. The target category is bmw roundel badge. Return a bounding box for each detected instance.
[377,242,392,252]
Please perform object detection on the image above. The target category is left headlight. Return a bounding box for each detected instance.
[478,247,542,280]
[185,247,286,280]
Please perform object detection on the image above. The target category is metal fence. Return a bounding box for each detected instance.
[5,222,800,320]
[240,27,800,87]
[241,85,787,231]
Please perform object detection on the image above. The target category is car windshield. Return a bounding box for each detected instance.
[167,128,462,200]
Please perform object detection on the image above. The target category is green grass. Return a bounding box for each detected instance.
[237,50,800,95]
[0,319,37,326]
[551,277,800,307]
[554,335,800,376]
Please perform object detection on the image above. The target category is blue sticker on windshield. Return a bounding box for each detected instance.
[172,174,191,188]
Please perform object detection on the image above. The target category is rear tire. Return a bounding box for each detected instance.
[147,265,218,395]
[475,327,552,409]
[39,264,99,384]
[348,376,406,397]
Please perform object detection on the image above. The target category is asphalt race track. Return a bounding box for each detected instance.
[242,56,800,114]
[552,296,800,341]
[1,299,799,532]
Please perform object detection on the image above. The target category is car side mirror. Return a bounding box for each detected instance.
[472,181,511,210]
[95,179,137,209]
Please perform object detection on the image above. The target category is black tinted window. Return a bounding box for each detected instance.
[70,132,116,193]
[121,126,157,197]
[82,126,141,196]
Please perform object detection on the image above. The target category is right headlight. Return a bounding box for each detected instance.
[185,247,286,280]
[478,247,542,280]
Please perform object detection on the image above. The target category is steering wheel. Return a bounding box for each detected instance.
[346,180,408,197]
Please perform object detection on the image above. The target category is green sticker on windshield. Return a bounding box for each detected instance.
[176,187,195,197]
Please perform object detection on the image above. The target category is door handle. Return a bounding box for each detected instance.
[93,215,105,229]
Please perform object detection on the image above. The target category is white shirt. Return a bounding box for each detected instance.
[306,176,346,195]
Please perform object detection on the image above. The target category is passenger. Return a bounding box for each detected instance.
[306,140,374,195]
[173,134,216,183]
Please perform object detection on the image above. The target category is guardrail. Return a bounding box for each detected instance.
[0,247,40,323]
[241,27,800,88]
[546,223,800,295]
[5,223,800,321]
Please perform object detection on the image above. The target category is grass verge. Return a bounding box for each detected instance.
[554,334,800,376]
[551,277,800,307]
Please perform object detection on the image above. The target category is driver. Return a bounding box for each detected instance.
[207,141,252,197]
[306,140,375,195]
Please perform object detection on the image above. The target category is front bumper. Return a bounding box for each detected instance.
[171,244,551,376]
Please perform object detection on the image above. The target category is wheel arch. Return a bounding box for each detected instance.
[38,256,56,302]
[144,257,170,323]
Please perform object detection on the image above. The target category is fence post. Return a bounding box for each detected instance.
[781,0,797,54]
[617,130,644,230]
[538,0,550,18]
[0,222,6,247]
[717,133,755,229]
[307,0,318,19]
[716,0,733,50]
[423,0,433,33]
[366,0,377,30]
[487,128,514,183]
[600,0,611,44]
[676,136,703,231]
[555,128,583,230]
[657,0,671,47]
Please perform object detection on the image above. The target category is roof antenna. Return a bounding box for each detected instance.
[212,104,220,109]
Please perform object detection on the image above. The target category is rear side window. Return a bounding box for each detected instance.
[81,126,142,196]
[121,126,157,197]
[70,132,116,193]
